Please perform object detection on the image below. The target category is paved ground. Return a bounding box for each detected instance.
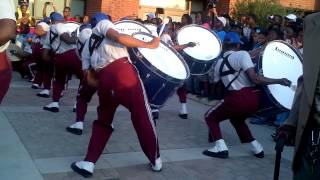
[0,72,294,180]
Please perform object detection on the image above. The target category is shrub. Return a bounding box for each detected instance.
[232,0,287,28]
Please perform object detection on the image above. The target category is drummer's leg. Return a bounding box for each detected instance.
[0,53,12,104]
[177,83,188,119]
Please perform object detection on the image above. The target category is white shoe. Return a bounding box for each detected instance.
[151,157,162,172]
[250,140,264,158]
[71,161,94,178]
[43,102,59,112]
[37,89,50,98]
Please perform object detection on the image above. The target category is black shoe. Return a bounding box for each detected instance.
[73,107,76,113]
[71,162,92,178]
[152,111,159,120]
[179,113,188,119]
[37,93,50,98]
[254,151,264,158]
[31,84,40,89]
[66,127,83,135]
[202,150,229,159]
[43,106,59,112]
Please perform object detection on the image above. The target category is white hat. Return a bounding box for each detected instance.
[217,16,227,27]
[147,13,156,19]
[285,14,297,22]
[37,22,50,32]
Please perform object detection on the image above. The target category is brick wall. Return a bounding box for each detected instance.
[85,0,139,21]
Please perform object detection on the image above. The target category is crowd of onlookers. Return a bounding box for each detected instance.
[11,0,306,130]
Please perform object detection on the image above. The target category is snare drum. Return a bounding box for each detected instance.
[176,25,222,75]
[115,20,151,36]
[129,32,190,108]
[258,40,303,110]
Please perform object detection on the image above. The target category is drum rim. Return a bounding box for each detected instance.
[115,20,152,35]
[130,31,190,82]
[258,40,303,110]
[176,24,222,61]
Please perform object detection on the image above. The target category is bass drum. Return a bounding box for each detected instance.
[114,20,151,36]
[257,40,303,110]
[176,24,222,75]
[129,32,190,108]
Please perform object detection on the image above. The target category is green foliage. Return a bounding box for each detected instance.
[232,0,287,28]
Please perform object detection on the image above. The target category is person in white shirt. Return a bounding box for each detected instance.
[66,26,96,135]
[71,13,162,178]
[42,12,83,112]
[203,32,291,159]
[0,0,16,103]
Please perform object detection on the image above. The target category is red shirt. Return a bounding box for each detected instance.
[65,17,76,22]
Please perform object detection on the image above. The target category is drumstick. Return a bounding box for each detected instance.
[158,18,170,37]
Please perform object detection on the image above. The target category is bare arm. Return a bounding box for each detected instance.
[173,42,196,51]
[246,68,291,86]
[0,19,16,46]
[106,28,159,49]
[42,3,48,19]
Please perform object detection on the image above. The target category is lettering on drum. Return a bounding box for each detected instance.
[275,47,294,60]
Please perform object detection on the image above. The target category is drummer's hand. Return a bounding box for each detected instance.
[147,37,160,49]
[279,78,291,87]
[187,42,197,47]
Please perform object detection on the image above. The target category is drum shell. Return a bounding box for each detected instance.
[180,51,216,75]
[129,48,187,108]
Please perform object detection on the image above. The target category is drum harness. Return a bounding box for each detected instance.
[88,33,104,56]
[50,26,78,54]
[219,54,243,90]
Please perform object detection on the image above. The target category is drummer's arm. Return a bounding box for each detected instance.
[0,19,16,46]
[246,68,291,86]
[173,42,196,51]
[106,28,160,49]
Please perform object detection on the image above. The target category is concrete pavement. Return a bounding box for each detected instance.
[0,72,294,180]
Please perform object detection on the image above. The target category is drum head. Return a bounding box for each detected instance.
[261,40,302,110]
[176,25,222,61]
[115,20,151,36]
[132,33,189,80]
[144,23,158,36]
[64,22,80,37]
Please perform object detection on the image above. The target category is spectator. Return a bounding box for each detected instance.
[74,15,81,23]
[146,13,156,22]
[42,2,57,19]
[63,7,76,22]
[16,2,34,27]
[83,15,90,25]
[213,16,227,42]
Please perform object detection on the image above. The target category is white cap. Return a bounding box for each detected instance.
[147,13,156,19]
[217,16,227,27]
[37,22,50,32]
[285,14,297,22]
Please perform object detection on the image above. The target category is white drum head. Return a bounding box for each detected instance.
[133,33,188,80]
[262,41,303,110]
[177,25,222,61]
[144,23,158,36]
[64,22,80,37]
[115,20,151,36]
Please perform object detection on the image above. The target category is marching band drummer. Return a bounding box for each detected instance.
[202,32,291,159]
[31,21,52,90]
[71,13,162,178]
[66,23,96,135]
[0,0,16,104]
[42,12,84,112]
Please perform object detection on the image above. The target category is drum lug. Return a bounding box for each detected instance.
[146,73,150,78]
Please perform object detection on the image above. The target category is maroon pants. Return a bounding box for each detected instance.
[84,58,160,165]
[0,52,12,104]
[177,83,187,103]
[76,74,96,122]
[205,87,259,143]
[52,49,83,102]
[32,43,54,89]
